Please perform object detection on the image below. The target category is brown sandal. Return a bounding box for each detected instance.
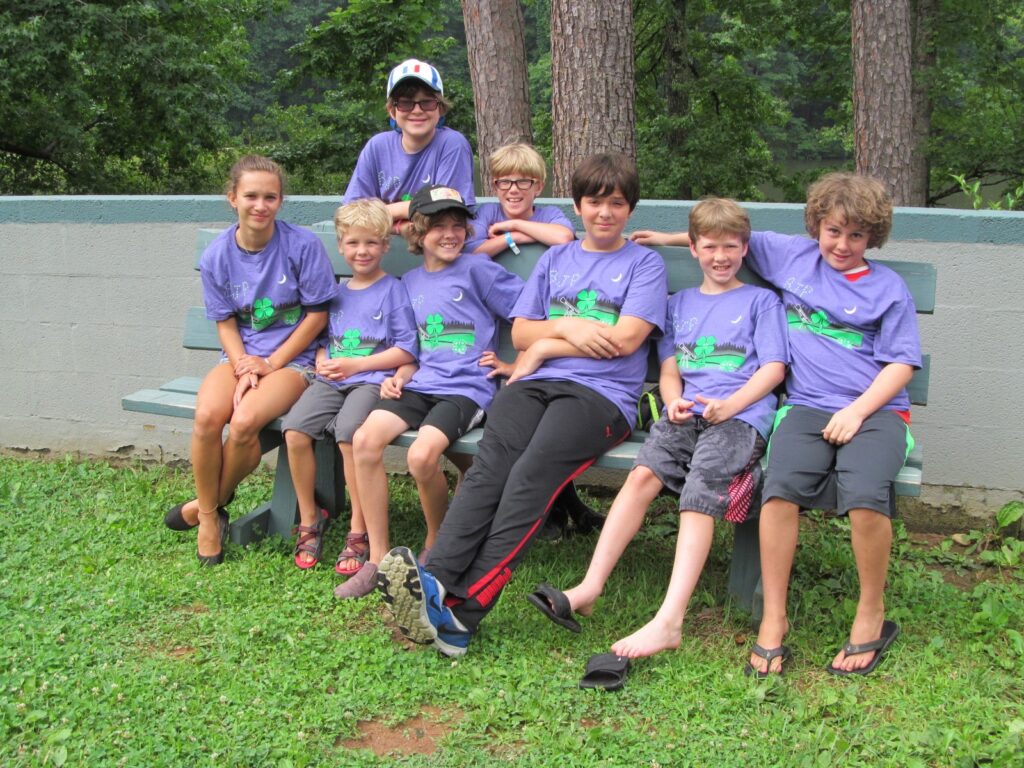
[293,509,329,569]
[335,531,369,576]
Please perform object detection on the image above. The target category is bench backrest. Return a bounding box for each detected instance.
[192,226,935,405]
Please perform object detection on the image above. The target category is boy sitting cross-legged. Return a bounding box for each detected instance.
[528,198,788,659]
[281,199,417,572]
[343,185,525,599]
[634,173,921,677]
[376,154,668,657]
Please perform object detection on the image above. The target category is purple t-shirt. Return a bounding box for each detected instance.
[658,285,789,438]
[319,274,418,389]
[200,221,338,366]
[401,255,524,409]
[512,239,668,422]
[464,203,576,254]
[746,230,922,412]
[342,127,476,207]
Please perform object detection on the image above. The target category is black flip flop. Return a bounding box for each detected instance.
[526,583,582,633]
[744,643,791,678]
[826,620,900,676]
[579,653,630,691]
[165,491,234,531]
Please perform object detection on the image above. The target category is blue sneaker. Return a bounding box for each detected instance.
[377,547,472,657]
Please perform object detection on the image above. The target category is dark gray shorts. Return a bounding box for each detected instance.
[763,405,914,517]
[635,416,766,522]
[280,380,381,443]
[372,389,484,445]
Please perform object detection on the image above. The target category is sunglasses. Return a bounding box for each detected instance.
[393,97,440,113]
[494,178,539,191]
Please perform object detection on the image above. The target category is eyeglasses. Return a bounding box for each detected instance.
[393,97,440,113]
[494,178,538,191]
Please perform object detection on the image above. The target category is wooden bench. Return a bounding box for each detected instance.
[123,224,935,618]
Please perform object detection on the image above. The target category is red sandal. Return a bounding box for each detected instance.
[335,531,369,576]
[293,509,329,569]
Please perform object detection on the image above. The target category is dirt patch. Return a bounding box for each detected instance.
[168,645,196,659]
[173,603,210,614]
[338,706,460,757]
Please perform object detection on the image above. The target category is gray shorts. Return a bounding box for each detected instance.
[280,380,382,443]
[635,416,766,522]
[763,404,914,517]
[373,389,484,445]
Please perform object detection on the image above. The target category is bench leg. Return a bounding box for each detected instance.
[313,438,346,522]
[728,516,763,623]
[227,433,346,546]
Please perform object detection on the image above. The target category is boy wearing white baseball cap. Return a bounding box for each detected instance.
[343,59,476,236]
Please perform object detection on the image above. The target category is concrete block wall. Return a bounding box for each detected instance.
[2,197,1022,527]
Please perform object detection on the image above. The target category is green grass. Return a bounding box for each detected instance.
[1,456,1022,767]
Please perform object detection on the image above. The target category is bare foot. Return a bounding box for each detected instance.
[335,532,368,574]
[196,508,222,558]
[179,499,200,527]
[749,615,790,675]
[830,609,885,673]
[611,615,682,658]
[561,585,597,617]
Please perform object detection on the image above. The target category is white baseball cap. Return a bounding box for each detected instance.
[386,59,444,97]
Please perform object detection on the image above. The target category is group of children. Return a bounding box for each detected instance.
[184,57,921,680]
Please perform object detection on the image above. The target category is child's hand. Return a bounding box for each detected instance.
[234,354,273,378]
[488,221,537,244]
[558,318,619,358]
[506,346,545,384]
[317,356,361,382]
[233,372,258,408]
[380,374,405,400]
[694,395,737,424]
[821,407,864,445]
[629,230,671,246]
[666,397,696,423]
[479,351,514,379]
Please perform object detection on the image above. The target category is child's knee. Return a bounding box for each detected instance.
[407,441,444,480]
[284,428,312,450]
[352,424,388,460]
[625,464,662,495]
[228,408,262,442]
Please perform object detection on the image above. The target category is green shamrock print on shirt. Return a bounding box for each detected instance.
[251,297,275,330]
[576,289,597,313]
[425,313,445,336]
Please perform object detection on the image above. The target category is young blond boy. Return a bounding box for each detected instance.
[636,173,921,677]
[281,200,417,571]
[464,143,575,257]
[529,198,788,663]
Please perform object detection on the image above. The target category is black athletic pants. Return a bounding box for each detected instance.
[426,379,630,631]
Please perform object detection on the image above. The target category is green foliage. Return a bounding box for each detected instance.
[0,0,273,193]
[631,0,854,202]
[927,0,1024,206]
[244,0,470,193]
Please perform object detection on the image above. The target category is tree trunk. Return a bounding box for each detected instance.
[663,0,692,199]
[909,0,936,206]
[852,0,914,205]
[550,0,636,196]
[460,0,533,184]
